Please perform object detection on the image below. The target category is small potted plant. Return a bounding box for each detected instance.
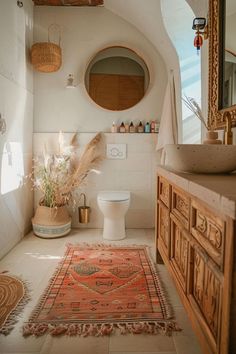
[30,132,103,238]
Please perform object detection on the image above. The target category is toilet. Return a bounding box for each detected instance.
[97,191,130,240]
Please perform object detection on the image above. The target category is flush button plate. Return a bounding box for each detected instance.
[106,144,126,159]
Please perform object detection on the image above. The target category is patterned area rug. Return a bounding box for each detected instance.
[23,244,180,336]
[0,273,29,335]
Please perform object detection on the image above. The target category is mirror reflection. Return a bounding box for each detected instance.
[85,46,149,111]
[222,0,236,109]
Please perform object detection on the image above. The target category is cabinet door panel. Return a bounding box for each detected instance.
[158,176,170,208]
[191,200,225,269]
[170,216,189,292]
[158,201,170,258]
[189,244,222,348]
[172,187,190,230]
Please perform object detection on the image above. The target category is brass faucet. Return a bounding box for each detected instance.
[224,112,233,145]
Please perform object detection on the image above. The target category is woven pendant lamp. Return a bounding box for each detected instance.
[31,24,62,73]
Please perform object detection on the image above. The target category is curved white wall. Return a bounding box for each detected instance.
[0,0,34,259]
[105,0,183,140]
[33,6,167,132]
[105,0,209,142]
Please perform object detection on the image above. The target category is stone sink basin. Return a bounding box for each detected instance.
[164,144,236,174]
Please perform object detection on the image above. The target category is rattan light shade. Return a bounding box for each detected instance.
[31,42,62,73]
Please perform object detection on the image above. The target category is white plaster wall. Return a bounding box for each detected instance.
[0,0,34,259]
[105,0,183,142]
[33,6,167,133]
[33,6,167,229]
[186,0,208,16]
[33,132,158,229]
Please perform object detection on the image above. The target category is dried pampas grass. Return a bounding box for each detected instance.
[61,133,103,195]
[182,96,208,130]
[31,132,103,208]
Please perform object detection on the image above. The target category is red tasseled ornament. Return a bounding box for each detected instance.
[194,34,203,52]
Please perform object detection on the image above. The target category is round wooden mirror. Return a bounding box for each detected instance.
[85,46,150,111]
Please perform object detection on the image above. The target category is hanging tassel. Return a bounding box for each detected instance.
[194,34,203,55]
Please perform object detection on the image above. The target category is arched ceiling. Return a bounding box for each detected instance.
[104,0,179,72]
[104,0,208,70]
[32,0,208,73]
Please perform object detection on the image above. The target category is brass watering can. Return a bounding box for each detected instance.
[78,193,90,223]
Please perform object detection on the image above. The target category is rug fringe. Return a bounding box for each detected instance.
[23,320,181,337]
[66,242,152,250]
[0,275,31,335]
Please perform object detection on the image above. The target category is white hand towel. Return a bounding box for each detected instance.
[156,71,178,163]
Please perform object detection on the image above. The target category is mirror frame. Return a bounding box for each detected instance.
[84,45,150,112]
[208,0,236,129]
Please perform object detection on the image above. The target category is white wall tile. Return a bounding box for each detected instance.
[0,75,33,154]
[0,152,33,259]
[0,0,34,258]
[0,0,33,93]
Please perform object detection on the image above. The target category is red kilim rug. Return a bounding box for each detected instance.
[23,244,180,336]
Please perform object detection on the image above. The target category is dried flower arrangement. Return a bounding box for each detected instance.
[182,96,209,130]
[32,132,103,209]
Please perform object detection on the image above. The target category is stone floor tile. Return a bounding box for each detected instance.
[40,335,109,354]
[173,335,202,354]
[109,333,176,352]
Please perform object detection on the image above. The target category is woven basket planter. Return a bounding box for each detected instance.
[32,205,71,238]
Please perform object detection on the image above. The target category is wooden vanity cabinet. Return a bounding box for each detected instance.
[156,174,236,354]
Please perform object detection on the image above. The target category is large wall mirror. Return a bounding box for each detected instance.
[85,46,150,111]
[222,1,236,109]
[208,0,236,129]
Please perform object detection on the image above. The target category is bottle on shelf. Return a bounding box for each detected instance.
[119,122,126,133]
[129,121,135,133]
[154,120,160,133]
[144,121,150,133]
[137,121,144,133]
[125,123,129,133]
[111,122,118,133]
[151,121,155,133]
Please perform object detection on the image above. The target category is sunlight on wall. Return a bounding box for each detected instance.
[1,142,24,195]
[161,0,201,143]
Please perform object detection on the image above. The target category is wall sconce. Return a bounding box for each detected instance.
[192,17,208,54]
[66,74,77,88]
[17,0,23,8]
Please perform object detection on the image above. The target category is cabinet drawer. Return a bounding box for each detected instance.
[158,176,170,208]
[188,243,222,352]
[191,200,225,269]
[170,214,190,293]
[157,201,170,258]
[171,186,190,230]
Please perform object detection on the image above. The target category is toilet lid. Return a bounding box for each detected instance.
[98,191,130,202]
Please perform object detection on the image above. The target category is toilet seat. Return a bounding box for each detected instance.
[98,191,130,202]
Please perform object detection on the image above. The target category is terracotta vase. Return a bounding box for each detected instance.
[32,205,71,238]
[203,130,222,144]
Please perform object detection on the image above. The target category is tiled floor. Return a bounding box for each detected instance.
[0,229,203,354]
